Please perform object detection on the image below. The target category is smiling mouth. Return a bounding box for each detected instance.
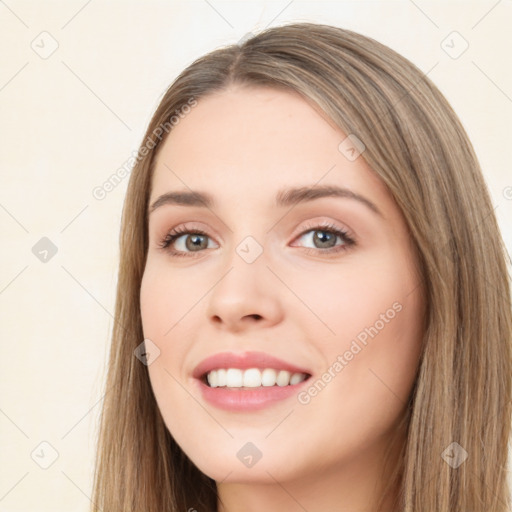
[201,368,312,389]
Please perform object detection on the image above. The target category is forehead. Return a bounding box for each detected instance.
[150,85,388,207]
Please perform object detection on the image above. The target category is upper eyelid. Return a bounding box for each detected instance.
[163,221,345,236]
[157,216,352,236]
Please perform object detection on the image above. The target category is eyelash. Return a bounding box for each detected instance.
[157,221,356,258]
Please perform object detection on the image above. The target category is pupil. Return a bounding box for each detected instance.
[314,231,335,248]
[187,234,207,251]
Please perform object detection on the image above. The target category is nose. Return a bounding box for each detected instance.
[205,253,284,333]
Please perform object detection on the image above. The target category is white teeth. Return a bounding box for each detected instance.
[289,372,304,385]
[243,368,261,387]
[208,370,218,387]
[217,369,227,386]
[226,368,243,387]
[276,370,291,386]
[206,368,308,388]
[261,368,277,386]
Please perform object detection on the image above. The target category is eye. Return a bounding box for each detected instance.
[291,221,355,255]
[157,221,356,258]
[157,225,217,258]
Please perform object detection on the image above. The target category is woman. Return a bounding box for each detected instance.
[91,22,512,511]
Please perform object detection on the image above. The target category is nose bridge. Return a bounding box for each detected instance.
[217,204,273,268]
[234,233,266,266]
[205,229,282,329]
[218,232,269,294]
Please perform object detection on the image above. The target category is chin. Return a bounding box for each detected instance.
[185,445,299,484]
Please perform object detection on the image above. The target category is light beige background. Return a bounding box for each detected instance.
[1,1,511,510]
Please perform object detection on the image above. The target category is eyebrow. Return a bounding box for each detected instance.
[148,185,382,216]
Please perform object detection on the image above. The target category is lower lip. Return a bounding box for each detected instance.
[195,377,310,411]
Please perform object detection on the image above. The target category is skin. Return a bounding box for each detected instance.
[140,85,425,512]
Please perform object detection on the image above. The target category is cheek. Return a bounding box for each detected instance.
[298,250,422,343]
[140,263,202,433]
[301,248,424,402]
[140,261,195,339]
[140,262,163,335]
[333,295,423,398]
[140,269,191,450]
[294,286,423,467]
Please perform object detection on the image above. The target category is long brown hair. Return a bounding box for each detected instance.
[91,22,512,511]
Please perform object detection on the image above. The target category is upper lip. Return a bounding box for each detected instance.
[193,351,312,379]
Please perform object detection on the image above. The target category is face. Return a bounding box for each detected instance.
[140,85,425,486]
